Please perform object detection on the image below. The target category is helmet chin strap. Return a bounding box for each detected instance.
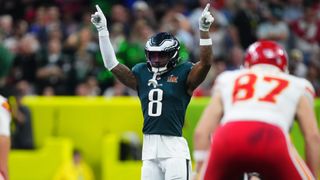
[147,62,173,88]
[148,71,159,88]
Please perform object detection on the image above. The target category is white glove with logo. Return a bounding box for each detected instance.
[199,3,214,31]
[91,5,108,35]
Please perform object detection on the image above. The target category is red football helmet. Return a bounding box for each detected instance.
[244,40,288,72]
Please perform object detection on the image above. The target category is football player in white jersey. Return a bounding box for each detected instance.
[193,40,320,180]
[0,95,11,180]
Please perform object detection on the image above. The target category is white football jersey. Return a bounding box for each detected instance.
[0,95,11,136]
[213,65,315,132]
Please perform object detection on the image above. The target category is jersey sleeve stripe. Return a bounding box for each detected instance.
[305,87,316,98]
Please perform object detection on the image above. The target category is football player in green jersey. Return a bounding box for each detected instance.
[92,3,214,180]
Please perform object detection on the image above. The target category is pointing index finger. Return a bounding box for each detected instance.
[203,3,210,13]
[96,5,103,13]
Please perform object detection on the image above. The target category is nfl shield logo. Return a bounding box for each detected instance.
[167,75,178,83]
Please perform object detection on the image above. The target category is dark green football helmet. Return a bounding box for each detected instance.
[145,32,180,74]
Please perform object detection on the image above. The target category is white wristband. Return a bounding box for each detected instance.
[193,150,208,162]
[98,29,109,37]
[200,38,212,46]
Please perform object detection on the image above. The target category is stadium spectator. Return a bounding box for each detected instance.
[289,49,308,78]
[282,0,304,23]
[36,38,75,95]
[11,83,34,150]
[2,19,28,54]
[29,6,50,44]
[193,40,320,179]
[75,82,91,96]
[290,5,320,64]
[0,95,11,180]
[256,6,289,48]
[53,149,95,180]
[91,3,214,179]
[110,4,131,37]
[42,86,56,96]
[226,45,244,70]
[208,10,230,59]
[0,15,13,38]
[9,34,39,85]
[306,57,320,97]
[66,27,98,84]
[160,10,194,56]
[85,76,101,96]
[103,78,136,97]
[14,80,35,96]
[132,0,157,29]
[232,0,262,49]
[109,22,126,53]
[119,132,142,161]
[158,14,192,63]
[116,19,154,69]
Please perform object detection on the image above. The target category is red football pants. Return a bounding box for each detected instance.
[203,121,315,180]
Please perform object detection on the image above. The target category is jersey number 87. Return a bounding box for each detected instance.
[232,73,289,104]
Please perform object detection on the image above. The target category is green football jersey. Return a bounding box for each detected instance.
[132,62,193,137]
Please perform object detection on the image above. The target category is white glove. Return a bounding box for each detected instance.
[199,3,214,31]
[91,5,108,33]
[92,4,119,70]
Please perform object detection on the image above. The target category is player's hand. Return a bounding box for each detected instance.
[195,161,204,174]
[191,161,203,180]
[199,3,214,31]
[91,5,108,32]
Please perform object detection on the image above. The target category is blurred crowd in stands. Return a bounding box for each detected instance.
[0,0,319,97]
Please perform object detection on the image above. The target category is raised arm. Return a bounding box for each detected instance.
[91,5,137,90]
[186,3,214,95]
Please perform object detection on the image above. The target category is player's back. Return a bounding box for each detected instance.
[215,65,314,132]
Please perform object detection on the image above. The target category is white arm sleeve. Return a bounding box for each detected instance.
[98,29,119,71]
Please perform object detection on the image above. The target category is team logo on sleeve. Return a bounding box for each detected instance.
[1,101,11,112]
[167,75,178,83]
